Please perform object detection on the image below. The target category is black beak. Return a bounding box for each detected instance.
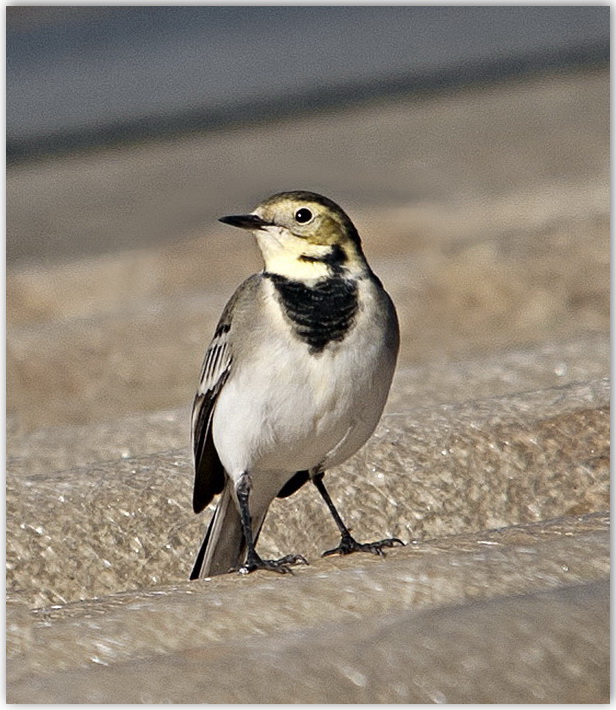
[218,214,269,230]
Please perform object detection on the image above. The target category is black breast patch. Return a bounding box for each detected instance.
[266,273,359,353]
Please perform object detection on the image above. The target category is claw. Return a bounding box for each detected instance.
[322,534,405,558]
[238,553,309,575]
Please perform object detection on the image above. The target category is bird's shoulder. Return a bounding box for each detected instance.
[218,272,265,326]
[196,273,264,393]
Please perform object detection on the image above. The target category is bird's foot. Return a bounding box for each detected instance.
[322,533,405,558]
[238,552,309,575]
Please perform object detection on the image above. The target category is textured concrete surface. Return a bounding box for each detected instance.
[6,67,609,702]
[6,514,609,673]
[6,377,609,607]
[7,522,609,702]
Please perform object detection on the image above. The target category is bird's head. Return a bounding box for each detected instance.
[219,191,367,280]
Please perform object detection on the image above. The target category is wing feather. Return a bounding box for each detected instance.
[191,321,232,513]
[191,275,262,514]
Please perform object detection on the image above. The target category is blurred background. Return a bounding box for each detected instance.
[7,6,609,165]
[7,6,609,255]
[6,5,609,432]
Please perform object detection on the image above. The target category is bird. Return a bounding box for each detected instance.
[190,190,402,579]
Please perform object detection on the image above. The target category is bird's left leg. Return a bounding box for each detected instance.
[236,472,308,574]
[311,471,404,557]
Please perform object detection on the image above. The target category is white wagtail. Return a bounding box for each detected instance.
[190,190,402,579]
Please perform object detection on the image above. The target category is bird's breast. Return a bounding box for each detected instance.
[212,274,397,476]
[265,272,359,353]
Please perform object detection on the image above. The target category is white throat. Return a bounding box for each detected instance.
[254,226,339,281]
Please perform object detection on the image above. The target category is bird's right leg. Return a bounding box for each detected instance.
[235,472,308,575]
[312,471,404,557]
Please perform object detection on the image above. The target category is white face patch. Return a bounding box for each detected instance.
[254,225,335,280]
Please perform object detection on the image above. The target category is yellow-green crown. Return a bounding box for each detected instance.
[256,190,363,248]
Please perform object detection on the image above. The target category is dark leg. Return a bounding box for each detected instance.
[312,472,404,557]
[236,473,308,574]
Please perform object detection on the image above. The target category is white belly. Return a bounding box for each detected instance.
[211,275,398,507]
[214,323,393,473]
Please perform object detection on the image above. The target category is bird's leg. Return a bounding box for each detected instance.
[312,472,404,557]
[235,473,308,575]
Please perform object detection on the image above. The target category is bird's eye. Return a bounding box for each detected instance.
[294,208,313,224]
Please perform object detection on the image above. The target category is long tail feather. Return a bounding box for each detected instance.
[190,486,245,579]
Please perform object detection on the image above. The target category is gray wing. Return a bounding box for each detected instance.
[191,275,266,513]
[191,317,233,514]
